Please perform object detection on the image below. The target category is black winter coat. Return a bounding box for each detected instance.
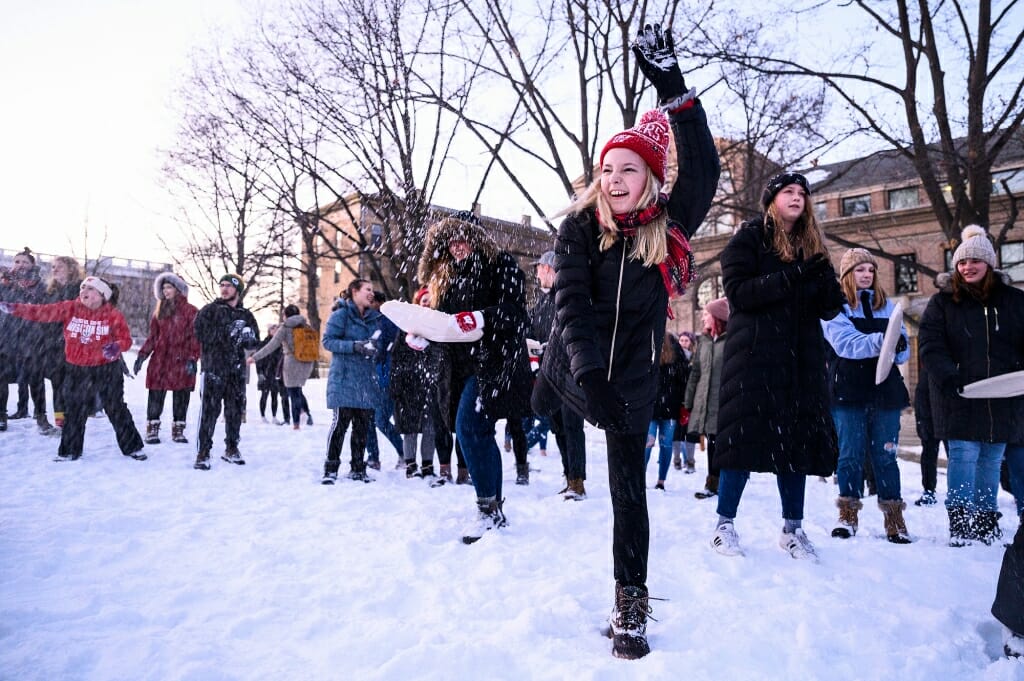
[194,299,260,382]
[652,351,688,420]
[714,218,844,476]
[536,100,720,434]
[913,361,935,443]
[390,332,451,434]
[918,272,1024,443]
[437,250,532,423]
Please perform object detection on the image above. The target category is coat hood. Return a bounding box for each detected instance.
[153,272,189,300]
[283,314,307,328]
[416,215,499,304]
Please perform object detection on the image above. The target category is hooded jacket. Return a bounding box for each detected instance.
[918,270,1024,443]
[322,299,382,410]
[139,273,200,391]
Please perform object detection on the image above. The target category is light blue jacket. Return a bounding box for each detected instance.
[323,300,382,409]
[822,290,910,364]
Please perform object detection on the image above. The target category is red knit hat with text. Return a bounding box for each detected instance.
[599,110,671,184]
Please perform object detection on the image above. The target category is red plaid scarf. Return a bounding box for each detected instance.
[600,195,696,299]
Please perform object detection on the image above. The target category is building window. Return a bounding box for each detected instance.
[1001,240,1024,283]
[887,187,919,210]
[841,194,871,216]
[992,167,1024,195]
[813,201,828,222]
[334,261,341,284]
[697,276,724,309]
[371,223,383,249]
[894,254,918,294]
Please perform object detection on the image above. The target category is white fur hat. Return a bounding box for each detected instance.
[951,225,997,269]
[153,272,189,300]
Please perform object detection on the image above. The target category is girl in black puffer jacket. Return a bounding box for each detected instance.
[532,25,719,660]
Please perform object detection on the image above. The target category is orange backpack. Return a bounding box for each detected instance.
[291,325,320,362]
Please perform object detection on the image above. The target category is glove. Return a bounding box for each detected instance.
[942,375,963,399]
[405,334,430,351]
[132,354,147,376]
[0,302,12,314]
[185,360,197,376]
[785,253,830,286]
[895,335,908,354]
[102,341,122,361]
[579,370,630,433]
[631,23,687,103]
[354,340,377,358]
[454,311,484,333]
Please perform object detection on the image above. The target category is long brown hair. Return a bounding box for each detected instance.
[951,267,997,303]
[766,200,829,263]
[840,268,887,311]
[659,332,678,366]
[46,256,82,295]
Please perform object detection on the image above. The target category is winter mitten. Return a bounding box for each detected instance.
[102,341,122,361]
[454,311,484,335]
[0,302,12,314]
[354,340,377,358]
[631,23,688,104]
[942,375,964,398]
[579,370,630,433]
[405,334,430,351]
[784,253,829,286]
[895,335,908,354]
[133,354,147,376]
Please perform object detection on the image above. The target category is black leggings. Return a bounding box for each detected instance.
[605,430,649,587]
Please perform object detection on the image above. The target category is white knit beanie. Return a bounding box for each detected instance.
[951,225,997,268]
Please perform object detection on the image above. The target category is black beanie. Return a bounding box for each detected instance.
[761,172,811,209]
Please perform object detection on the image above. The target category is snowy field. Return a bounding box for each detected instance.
[1,354,1022,681]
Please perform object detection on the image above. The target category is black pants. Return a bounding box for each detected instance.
[606,430,649,587]
[49,360,68,420]
[147,389,191,422]
[325,407,373,474]
[259,385,283,419]
[705,434,719,478]
[197,372,244,453]
[920,437,941,493]
[992,520,1024,635]
[550,405,586,480]
[506,417,527,468]
[59,362,144,459]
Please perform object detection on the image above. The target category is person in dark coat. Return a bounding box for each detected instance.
[366,291,404,468]
[192,273,260,470]
[321,279,383,484]
[254,324,287,424]
[672,331,697,474]
[416,210,532,542]
[918,225,1024,546]
[913,361,943,506]
[992,521,1024,658]
[0,248,50,431]
[532,23,719,660]
[134,272,201,445]
[710,172,845,561]
[39,256,83,435]
[644,332,687,491]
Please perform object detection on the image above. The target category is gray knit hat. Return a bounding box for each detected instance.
[951,225,996,269]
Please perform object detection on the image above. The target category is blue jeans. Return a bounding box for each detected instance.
[716,469,807,520]
[945,440,1005,512]
[525,415,550,450]
[831,405,903,501]
[455,376,502,500]
[366,393,404,463]
[1006,444,1024,516]
[644,419,675,481]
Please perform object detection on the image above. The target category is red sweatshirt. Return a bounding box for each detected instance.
[12,300,133,367]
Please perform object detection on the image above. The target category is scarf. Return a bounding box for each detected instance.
[601,195,696,299]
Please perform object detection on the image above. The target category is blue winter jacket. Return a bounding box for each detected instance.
[323,300,382,410]
[821,291,909,364]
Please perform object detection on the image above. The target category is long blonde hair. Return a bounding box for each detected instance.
[766,200,829,263]
[46,256,82,295]
[560,168,667,268]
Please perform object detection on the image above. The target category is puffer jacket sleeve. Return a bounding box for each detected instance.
[553,214,604,382]
[139,316,160,358]
[479,252,528,334]
[721,227,792,311]
[822,308,882,359]
[918,294,959,390]
[322,306,355,354]
[665,101,720,238]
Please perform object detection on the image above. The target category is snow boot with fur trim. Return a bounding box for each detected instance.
[879,499,912,544]
[947,506,973,547]
[831,496,862,539]
[145,420,161,445]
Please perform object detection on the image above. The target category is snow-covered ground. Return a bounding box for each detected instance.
[2,356,1022,681]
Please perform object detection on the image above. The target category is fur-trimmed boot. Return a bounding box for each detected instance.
[879,499,912,544]
[171,421,188,443]
[973,510,1003,546]
[831,496,862,538]
[947,506,973,547]
[606,583,652,659]
[144,420,161,445]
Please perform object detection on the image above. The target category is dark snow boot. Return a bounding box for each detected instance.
[123,448,147,461]
[695,474,718,499]
[879,499,911,544]
[145,420,161,445]
[419,463,435,479]
[831,496,862,539]
[947,506,973,547]
[461,497,507,544]
[36,413,56,435]
[405,461,419,478]
[171,421,188,443]
[455,466,472,485]
[194,450,211,470]
[0,413,6,432]
[431,464,453,487]
[221,444,245,465]
[606,583,652,660]
[515,462,529,486]
[973,510,1003,546]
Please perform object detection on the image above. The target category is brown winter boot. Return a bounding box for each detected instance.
[36,413,56,436]
[879,499,912,544]
[221,444,245,465]
[430,464,453,487]
[831,496,862,538]
[171,421,188,443]
[563,478,587,501]
[606,583,652,659]
[695,474,718,499]
[145,420,161,444]
[455,466,471,485]
[194,450,211,470]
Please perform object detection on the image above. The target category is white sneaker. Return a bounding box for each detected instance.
[1004,627,1024,658]
[710,523,743,556]
[779,528,818,561]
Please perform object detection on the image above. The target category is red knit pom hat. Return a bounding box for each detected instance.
[600,110,671,184]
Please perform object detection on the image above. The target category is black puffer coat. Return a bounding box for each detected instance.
[536,101,720,434]
[194,299,260,382]
[390,333,451,434]
[918,271,1024,443]
[714,217,844,476]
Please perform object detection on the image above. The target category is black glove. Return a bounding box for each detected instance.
[579,370,630,433]
[785,253,830,286]
[354,340,377,358]
[942,375,963,398]
[895,335,908,354]
[133,354,147,376]
[185,360,197,376]
[631,23,687,103]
